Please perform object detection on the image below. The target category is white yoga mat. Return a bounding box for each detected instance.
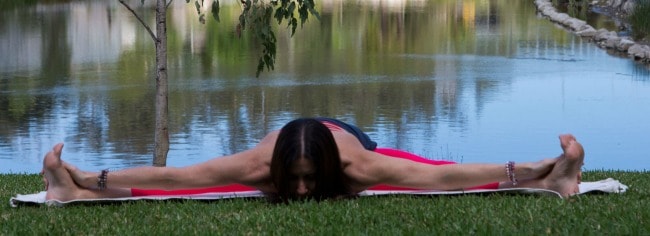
[10,178,628,207]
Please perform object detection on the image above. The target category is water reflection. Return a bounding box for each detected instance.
[1,0,649,173]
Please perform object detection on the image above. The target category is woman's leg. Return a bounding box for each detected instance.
[372,134,584,196]
[371,148,500,190]
[131,184,256,196]
[43,144,132,201]
[43,144,257,200]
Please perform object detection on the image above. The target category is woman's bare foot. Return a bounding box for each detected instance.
[42,143,84,201]
[43,143,133,202]
[541,134,584,197]
[512,134,584,198]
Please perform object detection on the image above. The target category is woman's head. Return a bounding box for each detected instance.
[270,118,350,202]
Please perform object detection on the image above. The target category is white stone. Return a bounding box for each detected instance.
[609,0,622,8]
[628,44,650,59]
[594,30,616,41]
[555,13,570,23]
[617,39,635,51]
[578,24,594,32]
[577,28,598,37]
[566,19,587,31]
[605,37,621,48]
[622,1,635,14]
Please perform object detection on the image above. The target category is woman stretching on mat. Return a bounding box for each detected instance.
[42,117,584,203]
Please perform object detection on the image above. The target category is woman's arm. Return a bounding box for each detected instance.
[339,136,555,191]
[66,131,279,190]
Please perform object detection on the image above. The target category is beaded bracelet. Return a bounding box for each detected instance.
[505,161,517,186]
[97,169,109,190]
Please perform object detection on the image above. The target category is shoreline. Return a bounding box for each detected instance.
[533,0,650,65]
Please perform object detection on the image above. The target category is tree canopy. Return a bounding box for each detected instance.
[195,0,320,77]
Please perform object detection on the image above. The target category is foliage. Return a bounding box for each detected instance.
[630,0,650,40]
[240,0,320,77]
[552,0,589,20]
[2,171,650,234]
[0,0,38,9]
[193,0,320,77]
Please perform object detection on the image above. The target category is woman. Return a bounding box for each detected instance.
[42,117,584,202]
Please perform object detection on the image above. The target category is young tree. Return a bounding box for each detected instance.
[118,0,319,166]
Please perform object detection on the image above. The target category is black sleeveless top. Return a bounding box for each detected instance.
[315,117,377,151]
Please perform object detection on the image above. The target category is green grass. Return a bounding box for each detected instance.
[2,171,649,234]
[630,0,650,40]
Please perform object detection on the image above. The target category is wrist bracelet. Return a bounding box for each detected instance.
[97,169,109,190]
[506,161,517,186]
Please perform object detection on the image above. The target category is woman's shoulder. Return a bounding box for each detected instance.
[333,131,365,149]
[334,131,372,164]
[253,130,280,149]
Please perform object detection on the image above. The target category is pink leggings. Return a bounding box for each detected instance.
[131,148,498,196]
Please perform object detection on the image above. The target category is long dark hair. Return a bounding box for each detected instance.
[270,118,350,202]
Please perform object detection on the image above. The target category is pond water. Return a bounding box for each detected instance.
[1,0,649,174]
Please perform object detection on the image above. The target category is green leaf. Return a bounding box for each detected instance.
[264,55,272,70]
[211,0,220,22]
[290,18,297,36]
[244,0,321,77]
[262,26,270,37]
[256,58,264,77]
[244,0,251,10]
[308,7,320,20]
[298,5,308,26]
[239,14,246,29]
[199,13,205,24]
[287,1,295,15]
[274,7,284,24]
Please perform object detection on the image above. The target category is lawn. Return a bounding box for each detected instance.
[1,171,649,234]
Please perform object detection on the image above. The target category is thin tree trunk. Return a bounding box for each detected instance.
[153,0,169,167]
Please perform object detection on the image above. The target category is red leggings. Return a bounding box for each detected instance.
[131,148,498,196]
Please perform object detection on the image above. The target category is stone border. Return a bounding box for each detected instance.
[604,0,636,15]
[534,0,649,63]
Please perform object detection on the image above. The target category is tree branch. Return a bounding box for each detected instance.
[166,0,173,8]
[118,0,158,42]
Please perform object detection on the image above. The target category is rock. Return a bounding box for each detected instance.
[565,18,587,31]
[537,3,551,12]
[533,0,649,65]
[622,1,635,14]
[536,0,552,8]
[594,29,617,42]
[555,13,570,23]
[617,39,636,51]
[628,44,650,59]
[605,37,622,48]
[608,0,623,9]
[546,11,559,20]
[577,27,598,37]
[577,24,593,32]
